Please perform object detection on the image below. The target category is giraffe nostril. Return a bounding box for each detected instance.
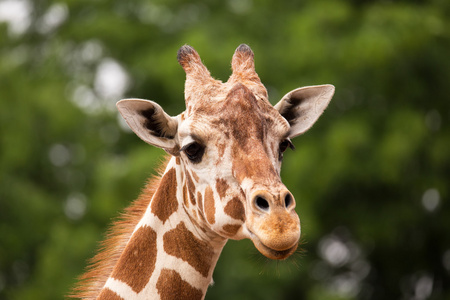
[284,193,293,208]
[255,196,270,211]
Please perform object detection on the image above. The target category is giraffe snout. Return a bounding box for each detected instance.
[251,189,296,213]
[247,189,300,260]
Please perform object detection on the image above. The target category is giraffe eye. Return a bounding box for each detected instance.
[181,142,205,163]
[279,139,294,160]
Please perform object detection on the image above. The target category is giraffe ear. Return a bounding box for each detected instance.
[117,99,179,153]
[274,84,335,138]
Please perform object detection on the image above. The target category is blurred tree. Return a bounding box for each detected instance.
[0,0,449,299]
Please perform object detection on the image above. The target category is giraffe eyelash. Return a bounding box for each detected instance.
[278,139,295,161]
[181,142,205,163]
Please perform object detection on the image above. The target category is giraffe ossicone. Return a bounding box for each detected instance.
[72,44,335,300]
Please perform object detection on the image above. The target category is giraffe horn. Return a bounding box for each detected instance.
[177,45,216,105]
[229,44,261,84]
[177,45,213,83]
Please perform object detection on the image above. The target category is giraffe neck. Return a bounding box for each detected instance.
[98,157,227,300]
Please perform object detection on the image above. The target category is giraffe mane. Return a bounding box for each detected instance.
[69,157,170,299]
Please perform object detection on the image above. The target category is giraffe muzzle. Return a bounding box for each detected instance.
[250,232,299,260]
[247,190,301,260]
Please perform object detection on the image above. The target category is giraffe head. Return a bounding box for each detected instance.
[117,44,334,260]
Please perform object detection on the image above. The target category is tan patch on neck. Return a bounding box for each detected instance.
[197,191,203,212]
[183,184,189,208]
[191,171,199,182]
[111,226,157,293]
[204,186,215,224]
[197,191,206,222]
[224,197,245,222]
[156,269,203,300]
[215,178,229,199]
[222,224,241,236]
[151,168,178,223]
[186,172,196,205]
[97,287,124,300]
[163,222,214,277]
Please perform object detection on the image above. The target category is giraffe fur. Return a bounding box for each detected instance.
[71,44,335,300]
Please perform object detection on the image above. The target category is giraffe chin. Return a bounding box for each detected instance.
[250,235,298,260]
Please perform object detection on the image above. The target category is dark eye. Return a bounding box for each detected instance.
[279,139,294,160]
[181,142,205,163]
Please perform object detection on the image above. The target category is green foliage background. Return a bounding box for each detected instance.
[1,0,449,299]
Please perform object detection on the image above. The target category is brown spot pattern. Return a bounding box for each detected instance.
[222,224,241,236]
[97,288,124,300]
[151,168,178,223]
[204,186,215,224]
[223,84,266,150]
[217,142,226,158]
[196,191,205,221]
[110,226,157,293]
[163,222,214,277]
[231,148,278,185]
[191,171,199,182]
[208,84,281,186]
[183,184,189,207]
[156,269,203,300]
[197,191,203,211]
[224,197,245,221]
[215,178,229,199]
[186,173,196,205]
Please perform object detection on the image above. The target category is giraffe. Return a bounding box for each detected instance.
[71,44,334,300]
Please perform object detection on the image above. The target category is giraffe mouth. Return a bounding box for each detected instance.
[248,231,298,260]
